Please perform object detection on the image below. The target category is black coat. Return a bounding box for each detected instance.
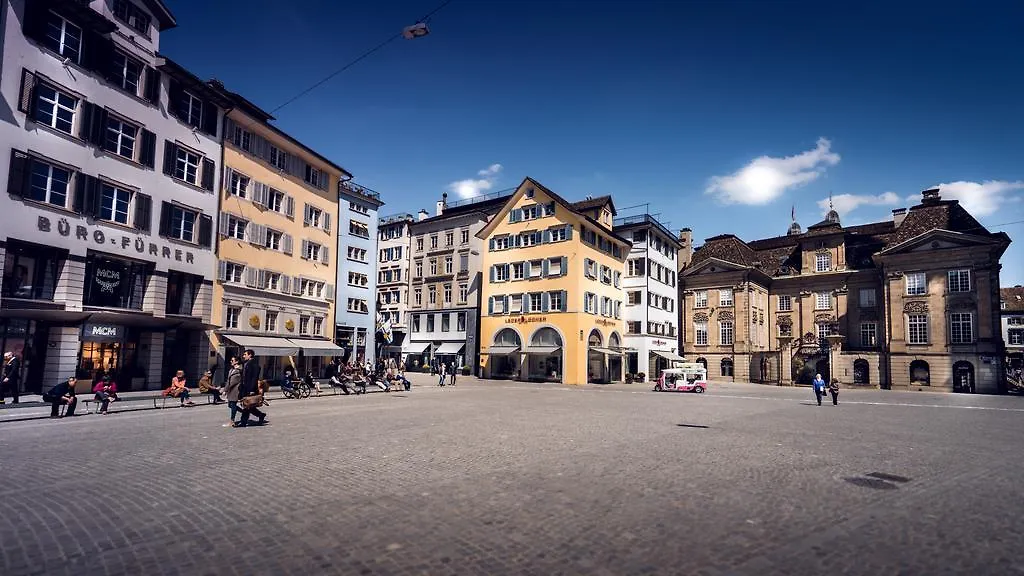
[2,357,20,385]
[240,358,261,397]
[46,381,75,402]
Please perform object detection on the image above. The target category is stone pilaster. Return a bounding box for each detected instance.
[143,274,167,316]
[55,259,86,311]
[44,326,81,393]
[193,281,213,323]
[140,331,164,390]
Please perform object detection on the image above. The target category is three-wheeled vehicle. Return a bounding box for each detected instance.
[654,363,708,393]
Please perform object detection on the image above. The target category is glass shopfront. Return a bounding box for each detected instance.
[83,253,151,310]
[1,241,64,301]
[0,318,49,394]
[77,323,141,390]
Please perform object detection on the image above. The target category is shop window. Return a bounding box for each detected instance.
[166,271,201,316]
[83,255,150,310]
[1,241,63,301]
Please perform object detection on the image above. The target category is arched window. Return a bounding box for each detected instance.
[721,358,734,377]
[909,360,930,386]
[608,332,621,348]
[493,328,521,347]
[853,359,870,385]
[696,357,708,371]
[953,361,975,393]
[588,329,602,347]
[531,327,562,347]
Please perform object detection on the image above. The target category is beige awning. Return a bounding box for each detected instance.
[222,334,298,357]
[589,346,622,355]
[652,350,686,363]
[485,345,521,355]
[525,345,561,355]
[435,342,465,355]
[402,341,431,354]
[289,338,345,356]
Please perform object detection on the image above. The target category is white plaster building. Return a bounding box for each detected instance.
[0,0,225,392]
[376,212,413,361]
[614,214,684,380]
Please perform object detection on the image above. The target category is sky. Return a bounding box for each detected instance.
[161,0,1024,284]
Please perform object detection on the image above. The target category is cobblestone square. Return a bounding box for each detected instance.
[2,377,1023,575]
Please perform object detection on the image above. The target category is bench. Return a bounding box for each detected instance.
[156,391,216,409]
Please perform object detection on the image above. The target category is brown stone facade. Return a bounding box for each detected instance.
[679,189,1011,393]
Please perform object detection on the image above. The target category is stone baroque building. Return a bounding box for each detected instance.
[376,212,413,361]
[404,191,508,371]
[680,189,1010,393]
[336,180,383,365]
[1,0,225,392]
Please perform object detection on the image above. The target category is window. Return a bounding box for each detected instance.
[416,237,424,251]
[441,314,450,332]
[347,247,367,262]
[817,322,833,341]
[347,298,368,314]
[113,0,150,34]
[264,229,282,251]
[529,293,543,313]
[777,294,792,311]
[102,116,138,159]
[428,286,436,304]
[304,242,321,262]
[265,311,278,332]
[859,288,876,308]
[719,321,733,345]
[168,205,197,242]
[267,189,285,213]
[224,262,244,284]
[584,259,597,278]
[860,322,877,347]
[300,279,324,298]
[348,272,367,287]
[461,229,470,244]
[312,317,324,336]
[99,183,132,225]
[549,291,563,311]
[444,256,453,274]
[548,257,562,276]
[28,159,70,208]
[426,315,435,332]
[493,296,507,314]
[412,314,421,332]
[778,322,792,337]
[429,258,438,275]
[34,83,78,134]
[270,146,287,171]
[908,314,929,344]
[445,232,454,246]
[719,289,733,306]
[44,12,81,62]
[549,226,568,242]
[348,220,368,238]
[694,291,708,308]
[83,256,148,310]
[627,258,646,276]
[525,187,534,199]
[815,291,831,310]
[600,266,612,285]
[350,201,368,215]
[164,271,200,315]
[232,127,252,151]
[906,272,926,295]
[229,172,249,198]
[180,90,203,128]
[174,147,201,186]
[305,206,323,229]
[460,254,469,272]
[1008,329,1024,346]
[415,260,423,277]
[948,269,971,293]
[225,306,240,330]
[265,272,280,291]
[627,291,641,305]
[414,288,422,306]
[430,235,438,249]
[299,316,310,334]
[815,252,832,272]
[494,264,509,282]
[459,284,468,303]
[950,312,973,344]
[304,166,321,188]
[443,284,452,304]
[226,216,246,240]
[512,262,525,280]
[457,312,467,331]
[113,51,142,95]
[492,236,511,251]
[584,292,597,314]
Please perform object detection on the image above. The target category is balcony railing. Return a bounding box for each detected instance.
[340,180,381,201]
[445,187,514,209]
[379,213,414,225]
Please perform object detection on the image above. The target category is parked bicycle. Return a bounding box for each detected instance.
[281,379,311,399]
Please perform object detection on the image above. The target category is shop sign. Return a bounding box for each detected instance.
[82,323,122,342]
[596,318,617,327]
[37,216,196,263]
[653,339,667,346]
[505,315,547,324]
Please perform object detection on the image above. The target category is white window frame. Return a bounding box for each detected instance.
[778,294,791,311]
[104,116,138,160]
[906,272,926,296]
[459,284,468,303]
[225,306,240,330]
[304,242,321,261]
[815,252,832,272]
[529,293,543,313]
[719,321,734,345]
[948,269,971,293]
[28,159,71,208]
[694,291,708,308]
[45,12,82,62]
[229,173,249,198]
[907,314,929,345]
[175,147,201,186]
[99,183,132,225]
[719,289,733,307]
[860,322,877,347]
[267,189,285,213]
[114,50,142,95]
[182,90,203,128]
[34,83,78,134]
[169,205,197,242]
[224,263,244,284]
[950,312,973,344]
[264,228,282,251]
[265,311,278,332]
[815,291,831,310]
[227,216,246,240]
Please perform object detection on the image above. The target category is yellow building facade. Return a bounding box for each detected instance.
[477,178,629,385]
[208,87,348,379]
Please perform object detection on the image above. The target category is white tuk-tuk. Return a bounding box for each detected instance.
[654,363,708,393]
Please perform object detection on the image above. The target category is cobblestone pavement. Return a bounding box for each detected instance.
[2,376,1023,575]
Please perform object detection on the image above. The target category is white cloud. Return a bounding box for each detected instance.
[928,180,1024,217]
[817,191,900,217]
[447,163,503,199]
[705,138,840,205]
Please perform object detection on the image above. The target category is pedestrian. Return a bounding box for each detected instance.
[166,370,195,406]
[438,361,447,386]
[829,378,840,405]
[1,351,21,404]
[91,373,119,414]
[223,356,242,427]
[238,349,267,427]
[449,362,457,386]
[812,373,825,406]
[198,369,223,403]
[45,376,78,418]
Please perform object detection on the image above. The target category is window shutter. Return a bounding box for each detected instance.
[301,239,309,259]
[21,1,48,43]
[524,261,531,277]
[561,290,568,311]
[323,212,331,233]
[218,213,229,238]
[303,203,311,226]
[17,70,37,113]
[321,246,330,264]
[285,195,295,218]
[143,67,160,103]
[80,176,100,217]
[83,32,113,78]
[282,233,293,255]
[6,150,29,198]
[78,101,94,140]
[561,256,568,276]
[279,275,290,294]
[158,201,173,237]
[565,225,573,240]
[292,278,303,296]
[251,224,264,247]
[245,267,257,288]
[488,238,494,251]
[255,269,266,289]
[168,79,184,121]
[514,234,522,248]
[325,284,335,301]
[543,229,551,243]
[162,140,177,176]
[140,129,156,168]
[502,296,509,315]
[222,166,234,192]
[489,266,495,283]
[217,260,227,282]
[200,158,215,191]
[487,296,494,315]
[542,259,549,277]
[88,104,107,147]
[198,214,213,248]
[201,102,218,136]
[133,193,152,231]
[542,292,550,312]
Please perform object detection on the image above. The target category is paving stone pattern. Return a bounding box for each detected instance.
[1,377,1023,575]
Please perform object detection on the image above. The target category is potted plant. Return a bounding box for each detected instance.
[625,373,635,384]
[461,366,471,376]
[636,372,646,383]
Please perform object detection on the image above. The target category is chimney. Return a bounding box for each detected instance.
[892,208,907,227]
[921,187,941,204]
[678,227,693,270]
[418,209,429,221]
[435,192,448,216]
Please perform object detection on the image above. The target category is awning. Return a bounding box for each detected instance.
[525,345,561,355]
[589,346,622,355]
[289,338,345,356]
[485,345,521,355]
[402,341,431,354]
[222,334,298,357]
[652,350,687,363]
[435,342,465,355]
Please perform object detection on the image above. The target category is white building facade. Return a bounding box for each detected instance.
[0,0,225,392]
[376,213,412,361]
[614,214,684,380]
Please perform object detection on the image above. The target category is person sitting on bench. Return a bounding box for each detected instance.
[198,369,223,403]
[91,373,119,414]
[45,377,78,418]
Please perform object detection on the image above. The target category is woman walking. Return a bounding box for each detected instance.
[828,378,840,405]
[438,361,447,386]
[224,357,242,427]
[812,373,826,406]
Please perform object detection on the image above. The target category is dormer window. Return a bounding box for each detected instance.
[815,252,831,272]
[113,0,151,36]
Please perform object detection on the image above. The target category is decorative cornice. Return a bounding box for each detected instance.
[693,312,709,322]
[777,315,793,326]
[719,310,735,321]
[904,300,929,314]
[814,312,837,323]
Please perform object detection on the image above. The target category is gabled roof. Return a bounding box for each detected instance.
[572,195,617,216]
[885,199,999,248]
[690,234,756,268]
[1001,287,1024,313]
[412,193,512,228]
[140,0,177,30]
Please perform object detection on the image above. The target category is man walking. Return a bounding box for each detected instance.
[1,351,20,404]
[238,349,267,427]
[449,362,457,386]
[812,373,826,406]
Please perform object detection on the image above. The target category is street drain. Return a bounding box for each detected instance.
[676,424,709,429]
[866,472,911,483]
[844,476,898,490]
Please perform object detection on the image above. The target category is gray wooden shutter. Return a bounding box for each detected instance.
[285,195,295,218]
[325,284,334,301]
[542,259,549,277]
[301,239,309,259]
[292,277,303,295]
[303,203,311,226]
[487,296,493,315]
[542,292,550,312]
[245,266,257,287]
[561,290,568,311]
[561,256,568,276]
[282,233,293,255]
[256,269,266,289]
[523,261,531,278]
[323,212,331,233]
[223,166,234,192]
[218,213,229,237]
[217,260,227,282]
[565,225,573,240]
[320,245,329,265]
[280,275,291,294]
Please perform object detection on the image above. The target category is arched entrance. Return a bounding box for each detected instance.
[587,329,604,383]
[909,360,930,387]
[953,361,975,393]
[853,359,869,385]
[607,332,623,382]
[527,327,562,382]
[490,328,521,379]
[720,357,734,378]
[696,357,708,372]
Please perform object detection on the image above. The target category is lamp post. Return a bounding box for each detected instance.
[777,335,793,386]
[826,334,846,384]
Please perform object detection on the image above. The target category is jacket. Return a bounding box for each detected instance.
[2,356,19,385]
[92,381,118,394]
[812,377,826,392]
[224,367,242,401]
[240,359,261,397]
[198,375,214,393]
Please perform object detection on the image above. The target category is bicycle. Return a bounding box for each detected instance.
[281,379,311,399]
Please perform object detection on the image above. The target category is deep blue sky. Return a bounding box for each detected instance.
[162,0,1024,284]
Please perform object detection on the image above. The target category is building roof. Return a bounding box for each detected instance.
[140,0,177,30]
[571,195,617,216]
[411,193,512,228]
[612,214,683,248]
[1002,287,1024,313]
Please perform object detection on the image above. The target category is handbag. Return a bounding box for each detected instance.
[240,394,263,410]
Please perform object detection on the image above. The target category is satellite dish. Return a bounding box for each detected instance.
[402,22,429,40]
